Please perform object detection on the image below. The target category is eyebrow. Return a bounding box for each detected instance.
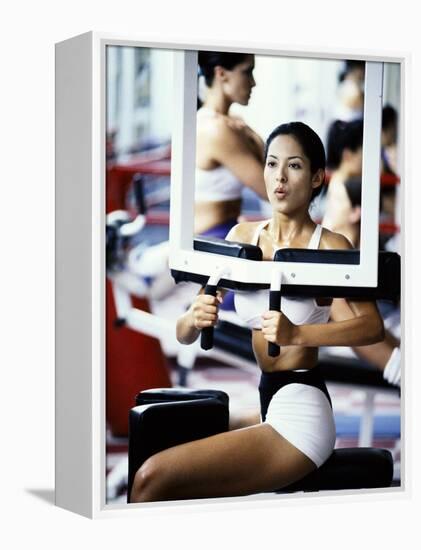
[268,155,304,161]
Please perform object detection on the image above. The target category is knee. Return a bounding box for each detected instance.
[129,455,167,503]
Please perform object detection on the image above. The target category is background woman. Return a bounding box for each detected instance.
[132,52,268,303]
[129,122,384,503]
[195,51,268,237]
[322,119,364,245]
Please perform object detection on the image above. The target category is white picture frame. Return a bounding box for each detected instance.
[55,31,406,519]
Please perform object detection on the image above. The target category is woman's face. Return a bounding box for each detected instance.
[221,55,256,105]
[264,134,323,215]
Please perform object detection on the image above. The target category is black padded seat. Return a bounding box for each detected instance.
[127,389,229,502]
[280,447,393,492]
[127,389,394,502]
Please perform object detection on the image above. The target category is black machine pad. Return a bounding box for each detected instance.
[127,389,229,502]
[172,237,400,301]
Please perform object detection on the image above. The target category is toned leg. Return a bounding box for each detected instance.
[130,423,316,503]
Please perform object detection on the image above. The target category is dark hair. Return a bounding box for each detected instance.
[382,104,397,131]
[198,51,251,87]
[264,122,326,202]
[345,176,386,216]
[339,60,365,83]
[326,119,364,170]
[344,177,362,208]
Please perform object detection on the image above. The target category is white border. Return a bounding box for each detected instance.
[55,32,94,518]
[55,31,407,519]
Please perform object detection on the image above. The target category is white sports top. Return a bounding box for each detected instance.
[234,220,331,329]
[196,107,244,202]
[195,166,244,202]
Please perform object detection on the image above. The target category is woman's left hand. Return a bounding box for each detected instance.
[261,310,297,346]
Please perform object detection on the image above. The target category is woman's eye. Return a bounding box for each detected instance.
[267,161,276,167]
[289,163,301,169]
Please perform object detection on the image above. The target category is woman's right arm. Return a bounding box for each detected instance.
[177,223,250,345]
[209,120,268,200]
[176,291,223,345]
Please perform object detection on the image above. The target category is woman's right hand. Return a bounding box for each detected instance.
[190,292,223,330]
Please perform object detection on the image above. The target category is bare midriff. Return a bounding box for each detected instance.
[252,330,319,372]
[194,199,242,234]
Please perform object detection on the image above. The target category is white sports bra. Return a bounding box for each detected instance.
[195,107,244,202]
[195,166,244,202]
[234,221,331,329]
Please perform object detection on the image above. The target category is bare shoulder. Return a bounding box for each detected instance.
[225,221,263,244]
[215,120,238,144]
[203,116,241,146]
[197,111,228,132]
[319,227,354,250]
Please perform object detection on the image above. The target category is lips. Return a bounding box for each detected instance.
[274,188,287,199]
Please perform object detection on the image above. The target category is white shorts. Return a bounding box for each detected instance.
[264,383,336,468]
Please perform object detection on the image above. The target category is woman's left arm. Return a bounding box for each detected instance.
[262,299,384,347]
[261,229,385,347]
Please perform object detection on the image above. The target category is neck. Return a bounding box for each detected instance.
[268,211,315,247]
[203,88,232,115]
[335,164,356,181]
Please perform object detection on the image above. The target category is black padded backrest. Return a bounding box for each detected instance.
[172,238,400,301]
[172,237,264,290]
[273,249,400,301]
[275,249,360,264]
[194,235,262,260]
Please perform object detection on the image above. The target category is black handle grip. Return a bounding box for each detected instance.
[132,173,146,215]
[268,290,281,357]
[201,284,218,350]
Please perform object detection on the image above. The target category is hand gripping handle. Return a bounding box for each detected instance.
[200,284,218,350]
[268,269,282,357]
[200,267,230,351]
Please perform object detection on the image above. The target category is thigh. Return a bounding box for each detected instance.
[144,423,316,500]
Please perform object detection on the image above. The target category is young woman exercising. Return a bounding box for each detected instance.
[129,122,384,503]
